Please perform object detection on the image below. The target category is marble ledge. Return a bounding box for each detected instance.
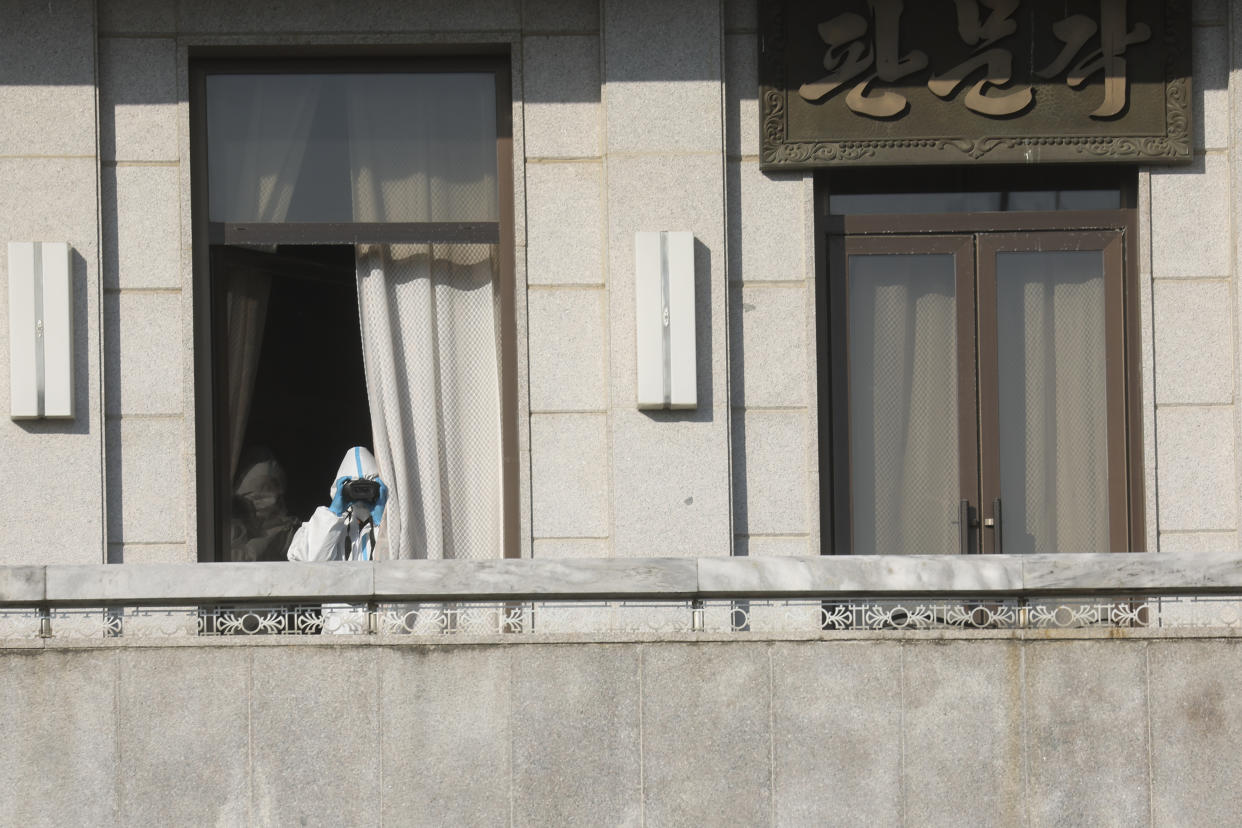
[4,554,1242,606]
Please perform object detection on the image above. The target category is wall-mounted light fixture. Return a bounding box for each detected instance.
[635,230,696,409]
[8,242,74,419]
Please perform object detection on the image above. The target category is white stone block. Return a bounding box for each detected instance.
[603,0,722,154]
[724,0,756,31]
[522,35,600,159]
[110,543,193,564]
[104,291,184,416]
[0,651,117,825]
[1153,279,1232,404]
[530,413,609,538]
[1196,0,1227,23]
[526,161,603,285]
[99,38,179,162]
[732,410,808,535]
[728,160,808,282]
[611,407,731,557]
[527,287,606,412]
[175,0,521,32]
[1159,531,1238,556]
[104,164,183,289]
[642,645,771,824]
[118,649,249,825]
[772,642,902,824]
[532,538,611,558]
[735,535,811,556]
[511,646,641,825]
[1025,643,1150,825]
[99,0,176,33]
[730,283,807,407]
[1151,155,1231,279]
[523,0,599,31]
[0,0,96,158]
[0,157,103,565]
[1156,405,1237,531]
[904,642,1024,825]
[106,417,187,543]
[725,33,759,157]
[1193,24,1228,151]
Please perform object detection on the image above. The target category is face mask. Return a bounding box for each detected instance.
[349,502,373,523]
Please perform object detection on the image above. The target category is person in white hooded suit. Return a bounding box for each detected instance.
[287,446,389,563]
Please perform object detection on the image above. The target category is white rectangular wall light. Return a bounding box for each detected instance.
[635,231,696,409]
[8,242,74,419]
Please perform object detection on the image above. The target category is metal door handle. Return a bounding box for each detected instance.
[986,498,1002,555]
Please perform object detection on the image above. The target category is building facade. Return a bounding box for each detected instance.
[4,0,1242,824]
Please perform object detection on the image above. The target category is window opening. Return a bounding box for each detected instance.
[820,168,1142,555]
[192,58,516,562]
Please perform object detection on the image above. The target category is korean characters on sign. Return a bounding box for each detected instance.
[798,0,1151,120]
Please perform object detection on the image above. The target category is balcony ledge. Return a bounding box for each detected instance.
[3,552,1242,608]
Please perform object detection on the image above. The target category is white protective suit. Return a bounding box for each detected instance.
[287,447,388,563]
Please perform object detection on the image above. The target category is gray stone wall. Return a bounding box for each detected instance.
[1,0,1240,563]
[3,635,1240,825]
[0,1,105,564]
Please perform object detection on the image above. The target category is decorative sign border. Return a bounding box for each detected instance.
[759,0,1192,169]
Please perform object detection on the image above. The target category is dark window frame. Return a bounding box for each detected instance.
[817,170,1145,555]
[189,53,518,562]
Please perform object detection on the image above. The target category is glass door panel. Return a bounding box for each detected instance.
[978,233,1127,554]
[835,237,976,555]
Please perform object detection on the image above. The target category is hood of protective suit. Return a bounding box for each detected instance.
[330,446,388,528]
[330,446,382,498]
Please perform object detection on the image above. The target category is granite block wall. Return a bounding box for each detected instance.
[2,0,1240,563]
[0,0,105,564]
[3,636,1239,825]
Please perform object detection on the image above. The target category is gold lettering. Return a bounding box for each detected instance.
[1036,0,1151,119]
[930,0,1031,117]
[798,0,926,119]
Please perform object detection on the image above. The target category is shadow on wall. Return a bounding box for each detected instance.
[0,1,96,86]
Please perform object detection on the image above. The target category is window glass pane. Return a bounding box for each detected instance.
[829,190,1120,215]
[206,73,498,223]
[995,251,1109,554]
[847,253,959,555]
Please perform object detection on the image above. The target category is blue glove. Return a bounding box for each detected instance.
[328,476,351,516]
[371,479,389,527]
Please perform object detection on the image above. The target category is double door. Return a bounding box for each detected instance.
[829,226,1137,555]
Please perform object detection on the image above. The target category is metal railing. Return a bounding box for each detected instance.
[3,554,1242,640]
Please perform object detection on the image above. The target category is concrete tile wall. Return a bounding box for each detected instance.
[724,25,818,559]
[1025,642,1150,825]
[98,27,190,563]
[0,3,104,565]
[1145,11,1237,554]
[601,0,733,558]
[11,637,1242,824]
[16,0,1237,567]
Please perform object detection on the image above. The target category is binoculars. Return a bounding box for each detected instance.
[341,478,380,504]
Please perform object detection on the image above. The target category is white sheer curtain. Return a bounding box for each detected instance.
[348,75,502,560]
[848,255,960,556]
[996,251,1109,554]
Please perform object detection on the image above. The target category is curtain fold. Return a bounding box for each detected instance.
[848,254,959,555]
[996,251,1109,554]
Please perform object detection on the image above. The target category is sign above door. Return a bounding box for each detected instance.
[759,0,1192,169]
